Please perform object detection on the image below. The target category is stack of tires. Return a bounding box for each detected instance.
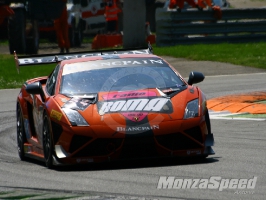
[8,0,65,55]
[8,6,39,54]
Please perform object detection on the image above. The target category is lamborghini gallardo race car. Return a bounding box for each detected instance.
[15,47,214,168]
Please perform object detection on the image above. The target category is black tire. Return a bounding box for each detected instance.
[26,20,39,54]
[16,103,26,161]
[43,113,54,168]
[202,109,212,159]
[205,109,211,134]
[8,8,26,54]
[69,18,83,47]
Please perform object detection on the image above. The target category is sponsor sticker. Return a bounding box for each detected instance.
[50,109,63,121]
[98,90,172,122]
[187,150,201,155]
[18,49,151,65]
[117,125,159,132]
[99,98,169,114]
[63,59,165,75]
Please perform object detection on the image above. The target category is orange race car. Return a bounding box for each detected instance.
[15,46,214,168]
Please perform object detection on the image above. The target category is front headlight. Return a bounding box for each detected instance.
[184,99,199,119]
[62,108,89,126]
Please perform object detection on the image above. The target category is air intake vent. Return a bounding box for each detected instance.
[72,138,123,157]
[51,121,63,144]
[184,126,203,143]
[156,132,202,151]
[120,136,157,159]
[69,135,92,153]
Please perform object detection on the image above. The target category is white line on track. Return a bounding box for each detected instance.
[209,110,266,121]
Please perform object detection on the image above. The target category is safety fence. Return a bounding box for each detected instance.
[156,8,266,46]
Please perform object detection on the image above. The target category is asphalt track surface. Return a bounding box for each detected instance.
[0,62,266,199]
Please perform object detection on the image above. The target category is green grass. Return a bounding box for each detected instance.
[0,54,55,89]
[1,195,40,199]
[0,190,81,200]
[0,39,8,45]
[1,42,266,89]
[258,100,266,104]
[83,36,94,44]
[154,42,266,69]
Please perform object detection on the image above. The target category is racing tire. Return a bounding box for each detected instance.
[201,109,212,159]
[205,109,211,134]
[16,103,26,161]
[26,20,39,54]
[8,8,26,54]
[69,18,83,47]
[43,113,54,168]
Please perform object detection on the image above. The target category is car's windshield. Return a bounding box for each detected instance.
[60,58,185,96]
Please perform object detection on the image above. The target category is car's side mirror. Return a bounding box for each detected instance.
[26,82,45,102]
[187,71,205,85]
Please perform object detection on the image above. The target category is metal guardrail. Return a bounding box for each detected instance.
[156,8,266,46]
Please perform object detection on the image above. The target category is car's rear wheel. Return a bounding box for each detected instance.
[43,113,54,168]
[16,103,26,160]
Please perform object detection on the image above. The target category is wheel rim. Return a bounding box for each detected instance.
[43,119,51,160]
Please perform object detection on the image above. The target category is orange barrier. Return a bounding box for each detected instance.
[207,91,266,114]
[91,34,156,50]
[146,34,156,45]
[92,34,123,49]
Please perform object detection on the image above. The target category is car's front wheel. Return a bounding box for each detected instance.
[201,109,212,159]
[205,109,211,134]
[43,113,54,168]
[17,103,26,160]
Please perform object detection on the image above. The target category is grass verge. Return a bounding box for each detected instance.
[154,42,266,69]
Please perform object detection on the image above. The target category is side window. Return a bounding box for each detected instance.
[46,65,60,95]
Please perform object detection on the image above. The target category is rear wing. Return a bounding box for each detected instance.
[14,45,153,73]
